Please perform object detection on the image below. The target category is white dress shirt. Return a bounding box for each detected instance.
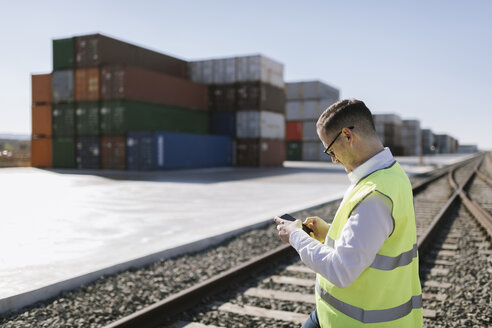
[289,148,396,288]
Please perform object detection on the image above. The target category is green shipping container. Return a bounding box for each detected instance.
[100,101,209,135]
[53,103,75,136]
[53,38,74,70]
[286,141,302,161]
[53,137,75,168]
[76,102,99,136]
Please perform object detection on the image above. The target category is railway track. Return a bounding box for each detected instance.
[1,155,490,328]
[99,154,491,328]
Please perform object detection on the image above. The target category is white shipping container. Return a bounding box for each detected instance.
[236,110,285,139]
[213,59,226,84]
[286,81,340,101]
[202,60,214,84]
[286,99,330,121]
[224,58,236,83]
[302,141,321,161]
[302,120,318,141]
[236,55,284,88]
[286,101,302,121]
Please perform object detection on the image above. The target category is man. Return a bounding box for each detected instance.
[274,99,422,327]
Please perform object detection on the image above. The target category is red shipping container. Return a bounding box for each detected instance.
[101,136,126,170]
[31,137,52,168]
[75,68,100,101]
[286,121,303,141]
[100,65,209,110]
[32,105,52,137]
[235,139,285,167]
[31,74,52,104]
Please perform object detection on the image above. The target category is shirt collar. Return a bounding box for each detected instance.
[347,147,395,185]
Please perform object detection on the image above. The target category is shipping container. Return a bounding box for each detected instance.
[32,105,52,137]
[401,120,421,156]
[302,120,318,141]
[236,110,285,139]
[52,69,74,103]
[286,141,302,161]
[76,137,100,169]
[373,114,403,155]
[31,137,52,168]
[154,132,233,169]
[286,121,303,141]
[53,37,74,70]
[209,84,236,110]
[126,132,155,170]
[75,102,99,136]
[99,101,209,136]
[286,81,340,101]
[75,67,100,101]
[52,137,75,168]
[236,82,286,113]
[100,65,208,110]
[235,139,285,167]
[302,141,321,161]
[101,136,126,169]
[189,55,284,88]
[421,129,435,155]
[211,111,235,137]
[32,74,52,104]
[286,99,334,121]
[52,103,75,136]
[75,34,187,78]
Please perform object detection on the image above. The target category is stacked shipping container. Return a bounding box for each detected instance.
[401,120,421,156]
[285,81,339,161]
[372,114,404,156]
[189,55,286,166]
[31,74,53,167]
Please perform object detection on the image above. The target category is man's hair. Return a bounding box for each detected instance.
[316,99,376,137]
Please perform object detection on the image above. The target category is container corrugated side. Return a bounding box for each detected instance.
[302,141,321,161]
[286,81,340,101]
[302,120,318,141]
[211,111,236,138]
[52,103,75,137]
[154,132,233,169]
[52,137,75,168]
[32,74,52,104]
[53,38,74,70]
[32,105,52,137]
[31,137,52,168]
[236,55,284,89]
[75,34,187,78]
[100,101,209,136]
[101,136,126,169]
[52,70,74,103]
[286,121,303,141]
[236,82,285,113]
[100,65,209,110]
[286,141,302,161]
[235,138,285,167]
[75,67,100,101]
[209,84,236,111]
[236,110,285,139]
[126,132,155,170]
[76,136,100,169]
[75,102,99,136]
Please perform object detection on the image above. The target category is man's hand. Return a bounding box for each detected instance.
[303,216,330,242]
[274,216,302,244]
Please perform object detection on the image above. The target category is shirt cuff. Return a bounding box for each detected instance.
[289,228,306,249]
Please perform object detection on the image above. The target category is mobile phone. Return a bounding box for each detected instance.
[280,214,314,235]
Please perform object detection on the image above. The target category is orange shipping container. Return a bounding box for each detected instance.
[32,105,52,137]
[31,137,52,168]
[286,121,303,141]
[31,74,52,104]
[75,67,100,101]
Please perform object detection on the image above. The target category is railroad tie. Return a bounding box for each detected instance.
[217,302,309,324]
[244,287,315,304]
[169,321,222,328]
[264,275,315,287]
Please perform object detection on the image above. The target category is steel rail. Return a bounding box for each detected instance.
[103,155,482,328]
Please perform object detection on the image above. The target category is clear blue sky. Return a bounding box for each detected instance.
[1,0,491,149]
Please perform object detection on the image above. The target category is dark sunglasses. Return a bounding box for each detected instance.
[323,126,354,157]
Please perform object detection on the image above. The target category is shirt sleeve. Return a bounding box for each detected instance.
[289,192,393,288]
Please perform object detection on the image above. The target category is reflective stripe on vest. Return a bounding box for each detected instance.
[325,237,418,271]
[316,280,422,324]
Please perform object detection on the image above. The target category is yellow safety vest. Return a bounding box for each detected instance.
[316,161,423,327]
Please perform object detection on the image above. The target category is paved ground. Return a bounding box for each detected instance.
[0,153,476,313]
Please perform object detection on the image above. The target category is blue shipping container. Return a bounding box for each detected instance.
[127,132,155,170]
[154,132,233,169]
[76,136,100,169]
[211,111,235,138]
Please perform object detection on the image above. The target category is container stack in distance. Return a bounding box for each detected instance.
[189,55,286,166]
[285,81,340,161]
[33,33,234,170]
